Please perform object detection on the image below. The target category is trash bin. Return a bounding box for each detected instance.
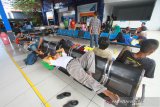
[0,32,10,45]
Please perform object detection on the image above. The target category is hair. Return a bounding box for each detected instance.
[107,16,110,21]
[14,24,19,28]
[125,27,130,31]
[142,22,146,25]
[94,11,98,16]
[140,39,159,53]
[98,37,110,50]
[57,39,71,55]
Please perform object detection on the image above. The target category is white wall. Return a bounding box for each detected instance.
[113,21,144,28]
[147,0,160,30]
[102,3,113,23]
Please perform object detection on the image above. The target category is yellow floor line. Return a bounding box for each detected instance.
[5,48,51,107]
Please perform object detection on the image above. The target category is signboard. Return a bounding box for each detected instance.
[46,11,54,19]
[77,3,97,13]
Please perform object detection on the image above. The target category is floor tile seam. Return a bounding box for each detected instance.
[4,47,51,107]
[33,74,54,86]
[2,87,31,107]
[46,84,72,103]
[68,81,95,101]
[0,75,28,90]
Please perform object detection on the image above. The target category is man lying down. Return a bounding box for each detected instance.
[43,46,120,104]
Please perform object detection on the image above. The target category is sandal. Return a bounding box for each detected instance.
[63,100,79,107]
[56,92,71,99]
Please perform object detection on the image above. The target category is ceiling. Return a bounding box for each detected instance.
[104,0,156,7]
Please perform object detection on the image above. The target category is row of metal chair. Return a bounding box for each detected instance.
[57,29,120,40]
[56,29,140,48]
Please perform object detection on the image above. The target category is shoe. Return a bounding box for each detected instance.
[56,92,71,99]
[63,100,79,107]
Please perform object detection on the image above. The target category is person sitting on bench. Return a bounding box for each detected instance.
[44,46,120,104]
[93,37,113,60]
[135,22,147,40]
[116,39,159,78]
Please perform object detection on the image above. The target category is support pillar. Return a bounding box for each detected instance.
[97,0,104,23]
[0,0,12,32]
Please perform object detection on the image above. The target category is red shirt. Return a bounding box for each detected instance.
[70,20,76,29]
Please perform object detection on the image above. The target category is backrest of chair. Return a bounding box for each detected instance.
[78,30,85,38]
[103,61,144,107]
[63,29,67,35]
[57,29,61,35]
[109,33,118,40]
[100,32,109,38]
[123,34,130,38]
[83,32,90,39]
[67,30,74,37]
[73,30,79,38]
[92,55,109,82]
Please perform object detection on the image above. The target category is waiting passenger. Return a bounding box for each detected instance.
[81,22,87,31]
[13,24,28,44]
[113,24,121,34]
[44,46,119,104]
[70,18,76,30]
[89,11,101,47]
[93,37,112,60]
[116,39,159,78]
[13,24,22,37]
[135,22,147,33]
[25,33,44,55]
[135,22,147,40]
[111,27,131,44]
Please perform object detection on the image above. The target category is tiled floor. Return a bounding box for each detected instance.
[0,40,44,107]
[0,31,160,107]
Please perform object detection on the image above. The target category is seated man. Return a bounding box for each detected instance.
[135,22,147,40]
[25,33,44,55]
[116,39,159,78]
[93,37,113,60]
[44,46,120,104]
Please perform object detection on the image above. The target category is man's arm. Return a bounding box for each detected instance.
[38,37,43,49]
[89,19,93,35]
[98,20,101,35]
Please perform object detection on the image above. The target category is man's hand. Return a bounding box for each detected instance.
[39,51,44,55]
[103,90,120,105]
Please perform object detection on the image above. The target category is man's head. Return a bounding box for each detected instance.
[141,22,146,27]
[30,33,36,37]
[139,39,159,57]
[98,37,110,50]
[125,27,130,33]
[94,11,98,17]
[14,24,19,28]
